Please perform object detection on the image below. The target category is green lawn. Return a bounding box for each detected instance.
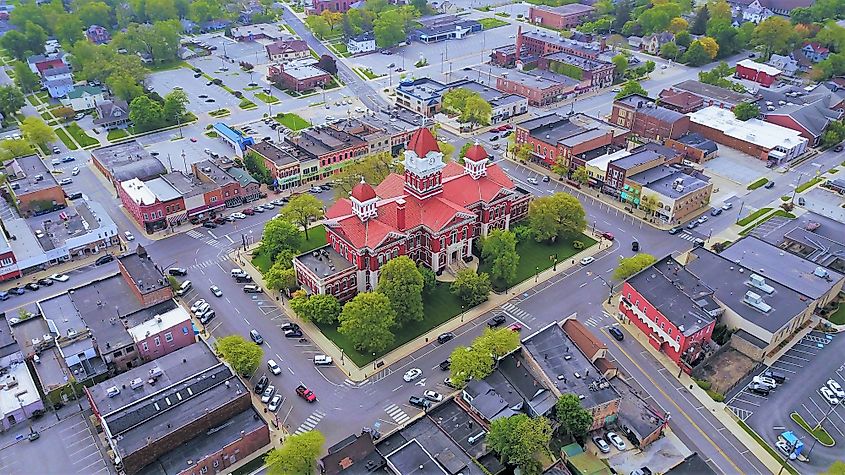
[148,60,188,72]
[828,299,845,325]
[795,177,822,193]
[316,282,465,367]
[255,92,280,104]
[209,108,231,118]
[54,128,79,150]
[358,68,382,80]
[275,112,310,131]
[736,208,772,226]
[739,209,795,236]
[26,95,39,107]
[791,412,835,446]
[478,17,509,29]
[747,177,769,190]
[107,129,129,141]
[239,99,258,110]
[252,224,327,273]
[478,228,597,291]
[66,122,99,148]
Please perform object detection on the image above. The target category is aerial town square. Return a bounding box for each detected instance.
[1,0,845,473]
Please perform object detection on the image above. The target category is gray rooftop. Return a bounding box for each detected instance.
[685,248,810,334]
[160,171,216,198]
[522,323,621,408]
[627,166,710,200]
[144,177,182,202]
[535,3,595,14]
[384,439,448,475]
[0,316,17,358]
[671,80,756,106]
[720,236,843,299]
[676,133,718,154]
[625,256,717,336]
[618,393,667,445]
[249,141,305,167]
[764,95,841,138]
[397,78,448,102]
[27,199,113,251]
[295,245,356,281]
[610,150,662,170]
[282,64,330,80]
[544,51,612,72]
[5,154,60,195]
[757,212,845,273]
[615,94,686,123]
[119,250,169,295]
[91,141,166,183]
[39,292,85,341]
[445,79,525,108]
[194,160,236,187]
[297,128,367,157]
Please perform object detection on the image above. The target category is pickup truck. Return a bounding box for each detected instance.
[296,384,317,402]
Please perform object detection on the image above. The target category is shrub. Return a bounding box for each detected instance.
[233,91,243,98]
[572,240,585,250]
[695,379,712,390]
[707,390,725,402]
[212,78,223,85]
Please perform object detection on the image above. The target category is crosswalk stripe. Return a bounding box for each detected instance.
[394,414,410,424]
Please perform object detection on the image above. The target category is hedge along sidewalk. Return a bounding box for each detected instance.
[600,297,785,475]
[239,231,609,382]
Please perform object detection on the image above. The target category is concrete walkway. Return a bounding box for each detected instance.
[601,297,784,474]
[239,232,613,382]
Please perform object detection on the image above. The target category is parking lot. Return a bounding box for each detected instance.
[0,412,112,475]
[728,331,845,471]
[148,68,240,115]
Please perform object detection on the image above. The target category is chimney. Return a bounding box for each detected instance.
[515,25,523,62]
[396,198,406,231]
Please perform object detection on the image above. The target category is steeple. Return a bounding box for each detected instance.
[403,128,445,199]
[463,141,489,180]
[350,177,378,221]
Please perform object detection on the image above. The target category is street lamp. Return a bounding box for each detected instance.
[595,274,614,304]
[372,353,377,370]
[534,266,540,283]
[460,305,465,322]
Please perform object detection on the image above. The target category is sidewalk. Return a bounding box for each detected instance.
[600,297,783,474]
[239,234,613,382]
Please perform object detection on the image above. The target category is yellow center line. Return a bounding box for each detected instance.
[607,336,745,475]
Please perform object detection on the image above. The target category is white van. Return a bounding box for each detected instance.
[231,269,246,278]
[176,280,192,296]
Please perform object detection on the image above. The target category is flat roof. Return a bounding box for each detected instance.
[685,248,809,334]
[194,160,235,187]
[39,291,85,340]
[522,322,621,408]
[119,251,169,295]
[611,150,662,170]
[671,80,755,105]
[425,402,501,472]
[397,78,448,101]
[295,245,355,281]
[283,64,330,80]
[0,356,41,414]
[489,65,580,90]
[249,141,303,167]
[534,3,595,13]
[720,236,843,299]
[445,79,525,108]
[586,149,631,173]
[385,439,449,475]
[628,166,710,200]
[544,51,611,72]
[91,141,166,182]
[144,177,182,202]
[521,30,601,57]
[615,95,685,123]
[3,217,44,263]
[626,256,716,336]
[297,127,366,156]
[689,106,807,150]
[127,306,191,343]
[618,393,667,443]
[737,58,782,76]
[5,154,59,194]
[758,212,845,272]
[0,316,17,358]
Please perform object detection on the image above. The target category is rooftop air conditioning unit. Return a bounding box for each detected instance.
[130,378,144,390]
[743,290,771,312]
[107,386,120,398]
[749,274,774,294]
[813,266,829,278]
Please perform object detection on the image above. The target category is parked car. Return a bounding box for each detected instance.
[243,284,262,293]
[526,177,538,185]
[601,232,614,241]
[748,382,770,396]
[820,386,840,405]
[202,221,218,229]
[593,436,611,454]
[403,368,422,382]
[24,283,39,291]
[580,256,595,265]
[252,206,265,213]
[608,327,624,341]
[267,359,282,375]
[753,375,777,389]
[50,274,69,282]
[210,285,223,297]
[284,329,303,338]
[8,287,24,295]
[72,167,79,176]
[309,186,323,193]
[508,323,523,332]
[711,208,723,216]
[439,359,451,371]
[243,208,255,216]
[835,144,844,152]
[423,390,443,402]
[763,370,786,384]
[827,379,845,399]
[606,432,626,451]
[95,254,114,266]
[721,202,733,210]
[190,299,208,313]
[213,216,226,225]
[36,278,53,287]
[62,156,75,163]
[260,385,276,403]
[686,221,699,229]
[198,309,215,324]
[668,226,682,235]
[764,181,775,189]
[296,384,317,402]
[231,212,247,219]
[59,178,72,185]
[124,231,135,241]
[488,314,506,327]
[409,396,431,409]
[268,394,282,412]
[697,216,708,224]
[250,329,264,344]
[776,440,797,460]
[437,332,455,344]
[314,354,333,365]
[168,267,188,276]
[631,241,640,252]
[444,377,459,388]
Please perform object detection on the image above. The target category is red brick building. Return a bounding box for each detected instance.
[119,178,185,233]
[310,0,354,12]
[294,129,531,300]
[268,63,331,92]
[514,113,628,169]
[610,94,690,141]
[128,306,195,362]
[294,127,369,177]
[735,59,781,88]
[528,4,595,29]
[619,255,717,371]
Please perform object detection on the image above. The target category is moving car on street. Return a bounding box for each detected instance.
[210,285,223,297]
[296,384,317,402]
[409,396,431,409]
[403,368,422,382]
[267,359,282,375]
[488,314,506,327]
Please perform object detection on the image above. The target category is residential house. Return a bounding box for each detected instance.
[767,54,800,77]
[801,42,830,63]
[61,86,105,111]
[93,99,131,130]
[26,52,68,75]
[735,59,781,87]
[528,4,595,29]
[610,94,690,141]
[85,24,111,44]
[265,39,310,62]
[347,31,376,55]
[733,0,773,23]
[727,0,812,17]
[41,65,75,98]
[641,32,675,55]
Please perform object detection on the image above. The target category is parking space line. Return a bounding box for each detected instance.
[769,365,796,374]
[775,358,804,367]
[732,397,761,407]
[789,348,817,357]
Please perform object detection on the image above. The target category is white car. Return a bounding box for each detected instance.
[314,354,333,365]
[193,302,210,316]
[231,212,247,219]
[423,390,443,402]
[268,394,282,412]
[50,273,70,282]
[190,299,207,313]
[267,359,282,375]
[526,177,538,185]
[776,440,797,460]
[71,167,80,176]
[59,178,73,185]
[261,385,276,403]
[753,375,777,389]
[210,285,223,297]
[606,432,626,451]
[721,202,733,210]
[124,231,135,241]
[827,379,845,399]
[580,256,595,265]
[403,368,422,382]
[820,386,840,405]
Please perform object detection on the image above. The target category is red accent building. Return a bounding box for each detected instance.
[293,129,531,301]
[119,178,184,233]
[735,59,781,88]
[618,255,718,371]
[310,0,354,12]
[528,4,595,29]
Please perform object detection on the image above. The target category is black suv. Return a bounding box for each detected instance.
[487,315,506,327]
[608,327,624,341]
[409,396,431,409]
[254,375,269,394]
[168,267,188,276]
[437,332,455,344]
[95,254,114,266]
[439,359,451,371]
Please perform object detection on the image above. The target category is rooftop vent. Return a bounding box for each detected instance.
[813,266,829,278]
[743,290,771,313]
[749,274,774,294]
[106,386,120,398]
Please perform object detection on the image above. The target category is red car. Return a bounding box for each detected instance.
[296,384,317,402]
[502,124,513,130]
[508,323,522,332]
[601,232,615,241]
[243,208,255,216]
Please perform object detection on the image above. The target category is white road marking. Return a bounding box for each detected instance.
[243,317,250,324]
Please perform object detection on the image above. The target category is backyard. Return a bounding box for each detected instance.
[478,228,597,291]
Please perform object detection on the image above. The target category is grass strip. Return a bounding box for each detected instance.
[66,122,99,147]
[54,128,78,150]
[736,208,772,227]
[747,177,769,190]
[736,419,799,475]
[794,177,822,194]
[790,412,835,446]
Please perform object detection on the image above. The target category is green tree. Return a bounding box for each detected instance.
[733,102,760,121]
[129,94,164,132]
[373,7,414,48]
[442,88,492,126]
[614,80,647,99]
[162,89,189,124]
[9,3,48,30]
[54,14,84,47]
[331,152,396,199]
[279,193,324,240]
[449,345,493,387]
[450,269,491,306]
[244,152,272,184]
[555,394,594,439]
[265,430,325,475]
[188,0,228,24]
[321,9,343,30]
[146,0,179,21]
[482,229,519,285]
[823,461,845,475]
[690,4,709,35]
[613,0,631,31]
[0,139,34,162]
[697,36,719,59]
[682,40,711,66]
[22,21,47,57]
[675,30,692,48]
[487,414,553,475]
[108,71,145,102]
[0,31,32,60]
[338,292,396,353]
[290,292,342,325]
[611,54,629,78]
[77,2,112,27]
[753,16,798,59]
[259,218,302,261]
[475,327,520,359]
[21,116,57,150]
[571,166,589,185]
[377,255,425,325]
[215,335,263,376]
[12,61,41,93]
[419,266,437,296]
[265,260,298,291]
[527,192,586,243]
[305,14,331,39]
[0,85,26,122]
[344,8,375,36]
[790,7,815,25]
[613,253,657,280]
